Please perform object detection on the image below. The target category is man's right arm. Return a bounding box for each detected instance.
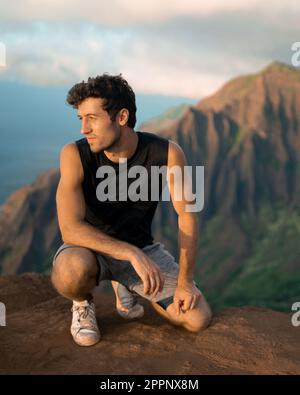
[56,143,136,261]
[56,143,164,296]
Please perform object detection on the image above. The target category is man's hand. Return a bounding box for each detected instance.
[173,282,201,315]
[129,249,165,297]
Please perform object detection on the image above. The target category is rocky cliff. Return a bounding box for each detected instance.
[0,169,61,274]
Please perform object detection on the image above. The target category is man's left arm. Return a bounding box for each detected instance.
[167,141,202,315]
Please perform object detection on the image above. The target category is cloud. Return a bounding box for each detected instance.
[0,0,299,26]
[0,1,299,98]
[0,21,265,97]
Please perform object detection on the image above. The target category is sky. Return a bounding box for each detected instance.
[0,0,299,99]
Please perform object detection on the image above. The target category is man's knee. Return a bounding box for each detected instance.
[51,247,98,294]
[182,306,212,333]
[166,297,212,333]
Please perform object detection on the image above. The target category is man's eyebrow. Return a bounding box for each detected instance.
[77,113,100,118]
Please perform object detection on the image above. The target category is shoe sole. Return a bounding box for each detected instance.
[72,333,101,347]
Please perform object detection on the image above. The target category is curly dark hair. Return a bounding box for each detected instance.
[66,73,137,128]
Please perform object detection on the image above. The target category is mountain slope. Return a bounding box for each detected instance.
[153,62,300,310]
[139,103,191,133]
[0,169,61,274]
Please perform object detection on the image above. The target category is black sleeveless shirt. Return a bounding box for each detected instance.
[75,131,169,248]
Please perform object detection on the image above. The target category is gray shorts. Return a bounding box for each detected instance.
[52,241,199,310]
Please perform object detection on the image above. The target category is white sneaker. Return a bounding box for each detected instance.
[116,283,144,320]
[71,299,101,346]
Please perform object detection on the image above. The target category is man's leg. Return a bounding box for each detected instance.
[111,280,144,319]
[151,293,212,333]
[111,280,130,312]
[134,242,212,333]
[51,246,99,302]
[51,245,101,346]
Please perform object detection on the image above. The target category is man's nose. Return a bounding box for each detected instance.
[80,120,92,135]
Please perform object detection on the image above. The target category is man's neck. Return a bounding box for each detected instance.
[104,129,138,163]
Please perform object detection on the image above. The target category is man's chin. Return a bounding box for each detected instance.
[88,142,101,153]
[88,136,119,153]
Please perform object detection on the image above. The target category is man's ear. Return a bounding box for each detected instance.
[118,108,129,126]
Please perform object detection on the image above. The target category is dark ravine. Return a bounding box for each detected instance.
[0,273,299,375]
[0,62,299,312]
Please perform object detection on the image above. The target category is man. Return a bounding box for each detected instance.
[51,74,212,347]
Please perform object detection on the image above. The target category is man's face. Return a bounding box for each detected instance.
[77,97,121,153]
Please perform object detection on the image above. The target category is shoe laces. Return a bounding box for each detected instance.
[72,303,96,326]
